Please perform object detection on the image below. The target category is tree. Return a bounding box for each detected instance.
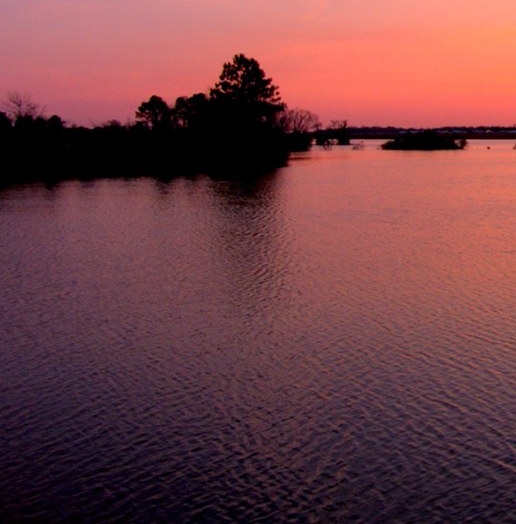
[314,119,349,146]
[276,108,321,134]
[46,114,65,132]
[210,54,284,126]
[211,54,282,105]
[129,54,298,169]
[1,91,42,121]
[173,93,209,130]
[135,95,172,130]
[328,119,349,145]
[275,108,321,151]
[329,119,347,131]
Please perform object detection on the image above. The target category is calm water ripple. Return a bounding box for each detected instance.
[3,141,516,522]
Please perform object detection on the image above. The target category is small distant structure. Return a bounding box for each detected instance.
[381,130,467,150]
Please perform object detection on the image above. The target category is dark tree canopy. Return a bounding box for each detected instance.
[135,95,172,130]
[210,54,282,105]
[1,53,321,183]
[173,93,209,129]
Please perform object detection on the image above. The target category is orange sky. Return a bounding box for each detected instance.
[3,0,516,127]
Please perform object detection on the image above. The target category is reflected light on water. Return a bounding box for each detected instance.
[2,140,516,522]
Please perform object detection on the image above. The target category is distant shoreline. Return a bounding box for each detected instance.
[347,126,516,140]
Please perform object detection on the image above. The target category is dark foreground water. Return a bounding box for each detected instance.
[2,140,516,523]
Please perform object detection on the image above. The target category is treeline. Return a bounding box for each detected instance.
[347,126,516,140]
[1,54,323,183]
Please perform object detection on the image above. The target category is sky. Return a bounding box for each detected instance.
[3,0,516,127]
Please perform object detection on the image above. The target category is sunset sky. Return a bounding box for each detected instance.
[3,0,516,127]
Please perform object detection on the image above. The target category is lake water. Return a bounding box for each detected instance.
[2,140,516,523]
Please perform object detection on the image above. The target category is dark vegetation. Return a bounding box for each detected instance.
[4,53,510,184]
[1,54,322,184]
[381,130,467,150]
[314,120,350,146]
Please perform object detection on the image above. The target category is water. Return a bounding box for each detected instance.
[2,140,516,523]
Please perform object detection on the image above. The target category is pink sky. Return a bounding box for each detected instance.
[3,0,516,127]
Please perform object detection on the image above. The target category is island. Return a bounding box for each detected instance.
[381,130,467,150]
[1,54,321,185]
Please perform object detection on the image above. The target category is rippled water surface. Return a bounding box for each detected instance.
[3,140,516,523]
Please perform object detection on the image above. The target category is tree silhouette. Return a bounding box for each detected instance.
[210,54,284,127]
[2,91,42,122]
[277,108,321,134]
[211,54,282,106]
[276,108,321,151]
[135,95,172,130]
[173,93,209,130]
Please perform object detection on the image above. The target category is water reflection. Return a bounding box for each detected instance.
[206,172,293,324]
